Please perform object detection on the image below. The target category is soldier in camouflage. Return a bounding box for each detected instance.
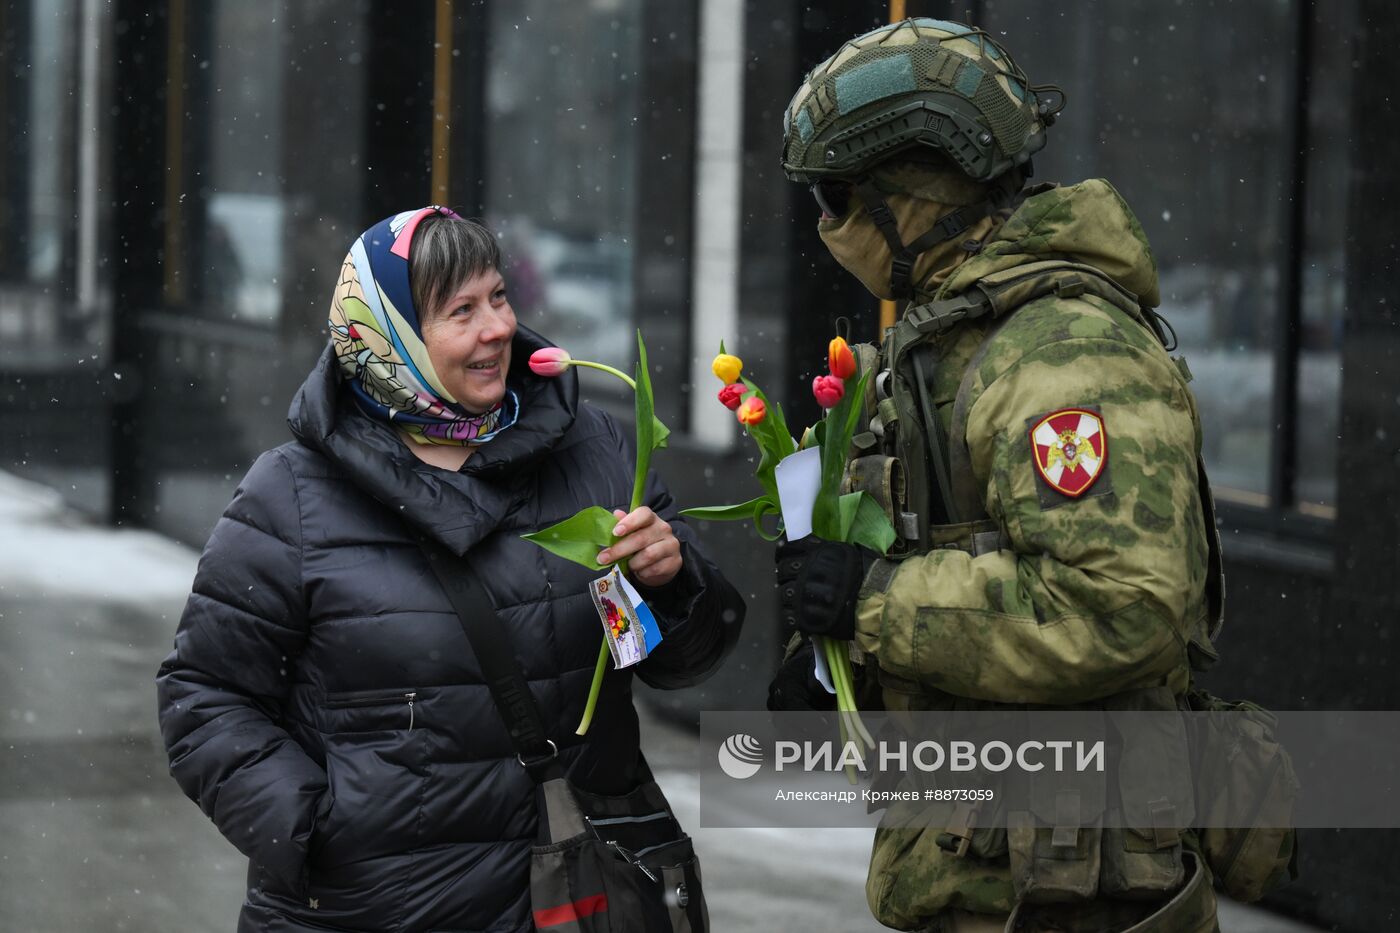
[770,20,1224,933]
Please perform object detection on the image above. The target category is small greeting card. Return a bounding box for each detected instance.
[587,567,664,668]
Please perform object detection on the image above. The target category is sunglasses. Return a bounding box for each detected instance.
[810,180,854,218]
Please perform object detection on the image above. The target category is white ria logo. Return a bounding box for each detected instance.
[718,733,764,780]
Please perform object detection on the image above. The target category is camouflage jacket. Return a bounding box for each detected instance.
[853,179,1217,928]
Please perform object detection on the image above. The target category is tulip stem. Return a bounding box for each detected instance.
[567,359,636,390]
[575,640,611,736]
[572,354,649,736]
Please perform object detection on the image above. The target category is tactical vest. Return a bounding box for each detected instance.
[845,261,1284,929]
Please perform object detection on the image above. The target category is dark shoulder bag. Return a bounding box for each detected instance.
[420,543,709,932]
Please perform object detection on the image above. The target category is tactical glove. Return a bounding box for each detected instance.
[775,535,871,642]
[766,638,836,713]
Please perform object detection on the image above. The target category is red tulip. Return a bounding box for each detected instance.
[736,397,767,426]
[812,374,845,409]
[717,383,746,410]
[529,347,572,377]
[828,336,857,380]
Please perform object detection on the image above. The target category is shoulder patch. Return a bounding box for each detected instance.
[1028,408,1107,499]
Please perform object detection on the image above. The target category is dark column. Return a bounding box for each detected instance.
[363,0,436,220]
[108,3,170,526]
[449,0,489,219]
[0,0,31,280]
[631,0,698,431]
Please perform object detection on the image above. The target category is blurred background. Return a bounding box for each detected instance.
[1,0,1397,929]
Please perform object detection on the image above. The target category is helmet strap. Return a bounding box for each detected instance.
[854,171,1025,300]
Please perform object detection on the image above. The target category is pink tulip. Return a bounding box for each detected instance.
[529,347,572,377]
[812,374,845,409]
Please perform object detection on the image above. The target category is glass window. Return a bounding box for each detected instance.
[482,0,642,377]
[981,0,1297,507]
[181,0,288,324]
[2,0,79,289]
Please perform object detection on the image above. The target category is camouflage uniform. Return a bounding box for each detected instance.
[854,179,1219,933]
[780,19,1222,933]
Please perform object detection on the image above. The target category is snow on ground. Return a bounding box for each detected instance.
[0,470,198,605]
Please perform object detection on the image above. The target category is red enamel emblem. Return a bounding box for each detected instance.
[1029,408,1108,498]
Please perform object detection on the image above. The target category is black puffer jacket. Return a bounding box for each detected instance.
[156,327,745,932]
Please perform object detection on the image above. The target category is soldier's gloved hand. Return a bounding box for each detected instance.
[775,535,872,642]
[766,638,836,713]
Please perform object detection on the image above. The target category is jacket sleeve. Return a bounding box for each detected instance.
[856,332,1207,705]
[155,449,329,893]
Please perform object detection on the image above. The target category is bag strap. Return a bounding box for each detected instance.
[418,541,560,777]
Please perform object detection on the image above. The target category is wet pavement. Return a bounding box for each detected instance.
[0,470,1324,932]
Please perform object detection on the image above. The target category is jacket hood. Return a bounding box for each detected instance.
[287,324,579,554]
[939,179,1161,308]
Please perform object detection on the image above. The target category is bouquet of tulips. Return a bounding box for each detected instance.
[683,335,895,773]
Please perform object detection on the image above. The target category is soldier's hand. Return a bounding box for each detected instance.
[775,536,871,641]
[766,638,837,713]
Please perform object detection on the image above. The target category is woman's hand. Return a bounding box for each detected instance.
[597,507,682,588]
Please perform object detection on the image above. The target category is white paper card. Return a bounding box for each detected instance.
[774,446,823,540]
[587,566,664,669]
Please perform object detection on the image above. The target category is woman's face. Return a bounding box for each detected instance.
[420,268,516,414]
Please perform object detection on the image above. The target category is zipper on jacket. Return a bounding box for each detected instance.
[323,688,420,730]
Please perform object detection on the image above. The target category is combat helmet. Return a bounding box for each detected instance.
[782,19,1065,297]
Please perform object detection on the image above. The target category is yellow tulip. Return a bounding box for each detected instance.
[711,352,743,385]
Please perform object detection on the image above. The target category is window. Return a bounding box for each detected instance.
[481,0,643,376]
[981,0,1338,522]
[173,0,288,324]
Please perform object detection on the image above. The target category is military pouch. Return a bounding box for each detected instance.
[1007,809,1102,904]
[1100,692,1191,898]
[1099,810,1185,899]
[844,455,905,532]
[1007,714,1106,903]
[1186,688,1300,903]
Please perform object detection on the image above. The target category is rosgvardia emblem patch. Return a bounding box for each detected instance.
[1029,408,1107,498]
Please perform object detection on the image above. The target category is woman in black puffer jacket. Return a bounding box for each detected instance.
[156,208,745,932]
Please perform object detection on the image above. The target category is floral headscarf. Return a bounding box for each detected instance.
[327,206,519,446]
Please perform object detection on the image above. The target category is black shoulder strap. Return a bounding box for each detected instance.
[419,542,559,774]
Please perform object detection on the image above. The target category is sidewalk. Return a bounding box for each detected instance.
[0,469,1323,932]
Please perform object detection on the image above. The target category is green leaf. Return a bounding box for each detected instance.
[753,500,784,541]
[732,377,796,507]
[837,492,861,541]
[740,377,796,459]
[521,506,618,571]
[680,496,772,523]
[682,496,783,541]
[631,331,664,509]
[850,492,898,554]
